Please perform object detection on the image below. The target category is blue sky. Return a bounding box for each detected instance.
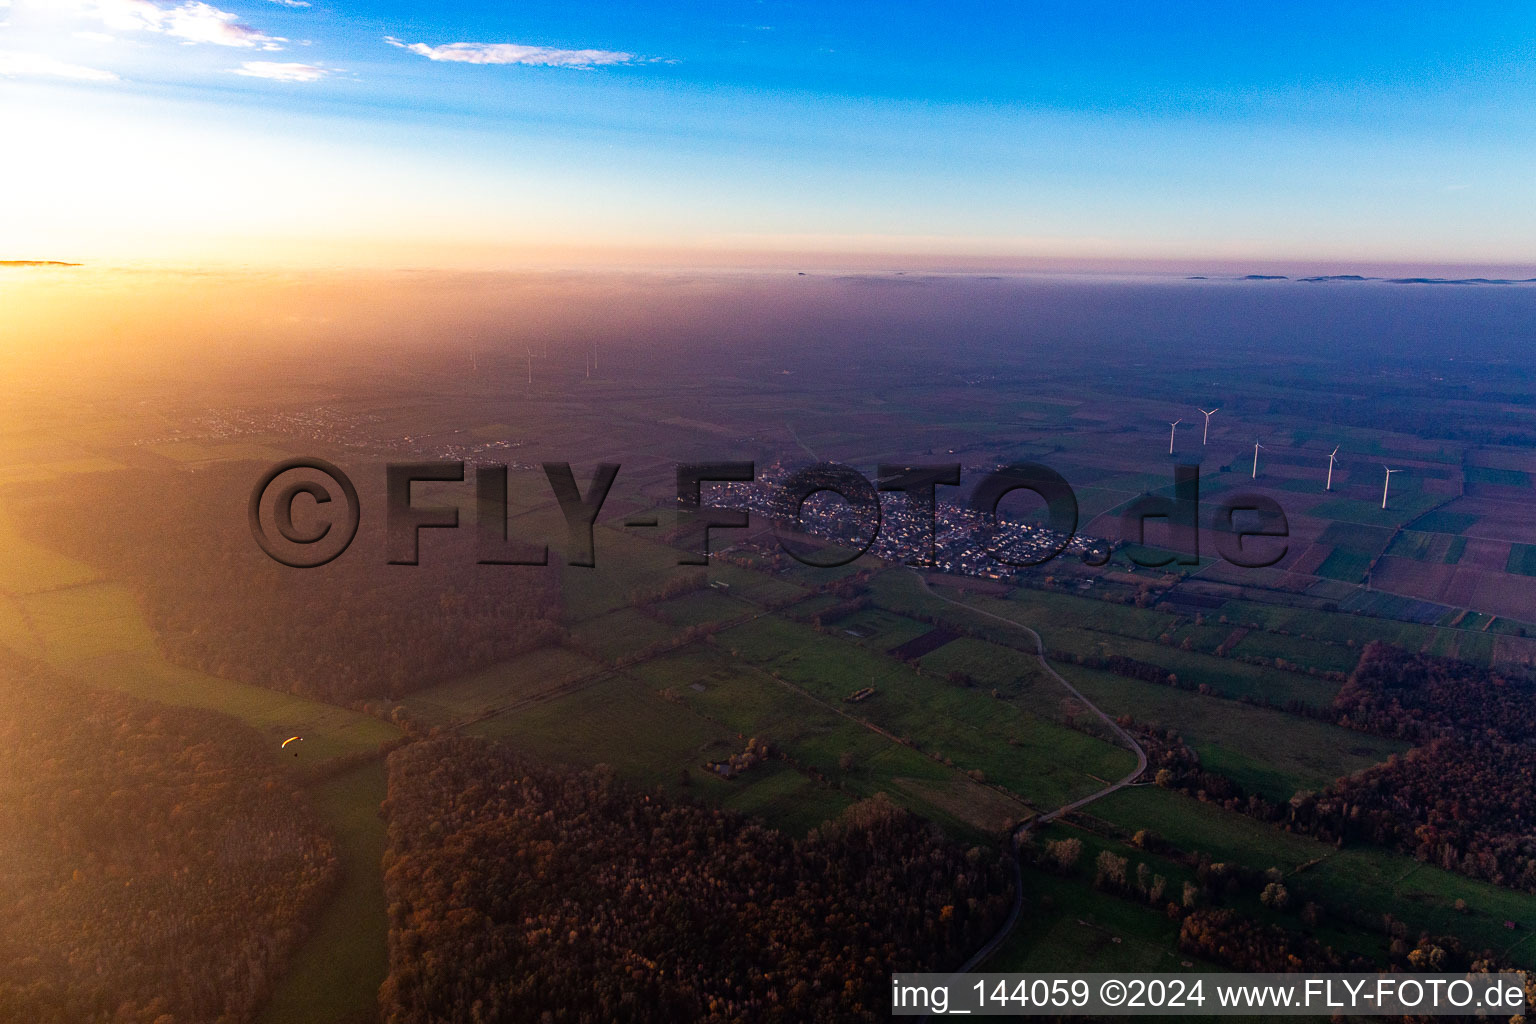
[3,1,1534,267]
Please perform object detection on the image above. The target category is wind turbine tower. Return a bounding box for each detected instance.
[1252,442,1265,479]
[1326,446,1340,491]
[1199,408,1219,444]
[1168,419,1181,455]
[1381,466,1401,509]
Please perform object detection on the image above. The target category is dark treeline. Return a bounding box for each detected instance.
[1179,909,1374,972]
[30,465,562,702]
[1134,724,1273,819]
[1137,644,1536,895]
[1332,642,1535,744]
[1029,814,1527,995]
[0,649,337,1023]
[380,737,1013,1023]
[809,595,872,629]
[1297,644,1536,891]
[1055,649,1343,711]
[1179,906,1527,991]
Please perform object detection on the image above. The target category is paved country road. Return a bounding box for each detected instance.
[912,571,1149,975]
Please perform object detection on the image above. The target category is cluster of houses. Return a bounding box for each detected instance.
[713,461,1096,581]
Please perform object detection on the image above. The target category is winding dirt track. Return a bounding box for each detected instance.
[912,571,1148,973]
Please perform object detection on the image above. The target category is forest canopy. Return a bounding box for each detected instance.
[26,464,563,702]
[380,736,1015,1023]
[0,649,338,1024]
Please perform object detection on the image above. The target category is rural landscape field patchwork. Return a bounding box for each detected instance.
[7,0,1536,1019]
[4,272,1536,1019]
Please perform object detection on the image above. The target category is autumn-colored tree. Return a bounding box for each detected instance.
[0,649,337,1024]
[379,737,1015,1023]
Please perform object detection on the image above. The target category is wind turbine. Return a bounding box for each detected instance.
[1325,446,1340,491]
[1168,419,1181,455]
[1381,466,1401,509]
[526,346,533,385]
[1252,442,1265,479]
[1199,408,1219,445]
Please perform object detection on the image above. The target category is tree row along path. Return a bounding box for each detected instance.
[911,570,1148,975]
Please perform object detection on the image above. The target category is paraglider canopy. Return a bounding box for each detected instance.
[281,736,303,756]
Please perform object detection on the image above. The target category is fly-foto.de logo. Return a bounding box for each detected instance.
[249,459,1289,571]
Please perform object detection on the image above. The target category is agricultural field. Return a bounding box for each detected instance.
[917,586,1341,710]
[4,575,397,766]
[1225,630,1361,674]
[9,363,1536,1020]
[1087,787,1536,961]
[1059,666,1406,800]
[146,439,288,464]
[1506,543,1536,577]
[1313,548,1374,583]
[994,868,1209,974]
[1021,818,1406,974]
[1206,596,1443,650]
[257,762,391,1024]
[568,604,677,659]
[654,587,759,628]
[700,560,809,604]
[1424,627,1496,663]
[712,613,1136,812]
[0,455,127,487]
[560,523,690,620]
[656,645,1030,834]
[0,475,403,1023]
[1317,520,1396,557]
[468,670,728,780]
[917,636,1053,694]
[470,655,1002,836]
[1412,509,1479,534]
[1003,816,1397,981]
[1385,530,1448,562]
[1466,466,1532,488]
[397,646,604,726]
[838,605,934,649]
[0,505,98,595]
[1308,492,1443,528]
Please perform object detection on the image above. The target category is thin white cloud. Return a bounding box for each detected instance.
[233,59,329,82]
[384,35,641,68]
[0,49,119,81]
[63,0,286,50]
[164,1,285,48]
[263,0,310,6]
